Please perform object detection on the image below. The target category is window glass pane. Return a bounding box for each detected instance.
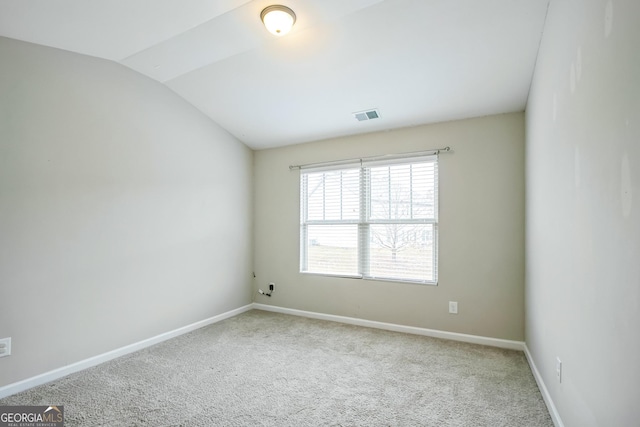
[340,170,360,220]
[305,170,359,221]
[370,164,433,220]
[305,224,358,276]
[369,166,390,220]
[301,156,438,283]
[410,162,436,219]
[306,173,325,221]
[368,224,435,282]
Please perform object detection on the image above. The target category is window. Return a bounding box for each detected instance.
[300,155,438,284]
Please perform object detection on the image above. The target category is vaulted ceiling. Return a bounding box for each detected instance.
[0,0,549,149]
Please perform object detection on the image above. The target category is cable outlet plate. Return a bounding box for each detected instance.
[0,337,11,358]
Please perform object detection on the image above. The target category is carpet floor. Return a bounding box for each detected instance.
[0,310,553,426]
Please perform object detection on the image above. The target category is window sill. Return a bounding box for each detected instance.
[300,271,437,286]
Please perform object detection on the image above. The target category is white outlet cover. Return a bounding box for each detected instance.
[556,357,562,383]
[449,301,458,314]
[0,337,11,358]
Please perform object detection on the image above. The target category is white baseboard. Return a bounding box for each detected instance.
[0,303,533,402]
[0,304,253,399]
[524,344,565,427]
[252,303,525,351]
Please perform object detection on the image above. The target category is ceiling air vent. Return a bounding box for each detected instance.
[353,108,380,122]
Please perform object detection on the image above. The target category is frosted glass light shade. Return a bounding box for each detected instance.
[261,5,296,36]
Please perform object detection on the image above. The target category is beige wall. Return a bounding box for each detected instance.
[254,113,525,340]
[525,0,640,425]
[0,37,253,388]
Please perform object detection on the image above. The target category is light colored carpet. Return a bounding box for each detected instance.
[0,310,552,426]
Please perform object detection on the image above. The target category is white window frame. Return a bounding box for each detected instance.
[299,155,438,285]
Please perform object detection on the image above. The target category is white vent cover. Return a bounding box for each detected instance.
[353,108,380,122]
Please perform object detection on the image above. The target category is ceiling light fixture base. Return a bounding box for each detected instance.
[261,5,296,36]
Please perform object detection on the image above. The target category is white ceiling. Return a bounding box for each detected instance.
[0,0,549,149]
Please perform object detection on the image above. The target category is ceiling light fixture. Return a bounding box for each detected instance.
[260,5,296,36]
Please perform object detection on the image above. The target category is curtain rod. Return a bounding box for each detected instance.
[289,146,451,171]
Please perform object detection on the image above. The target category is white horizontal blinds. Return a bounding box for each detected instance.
[301,167,361,276]
[305,168,360,221]
[365,158,437,283]
[300,155,438,283]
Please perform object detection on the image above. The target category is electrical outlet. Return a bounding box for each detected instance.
[448,301,458,314]
[556,357,562,383]
[269,282,275,291]
[0,337,11,358]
